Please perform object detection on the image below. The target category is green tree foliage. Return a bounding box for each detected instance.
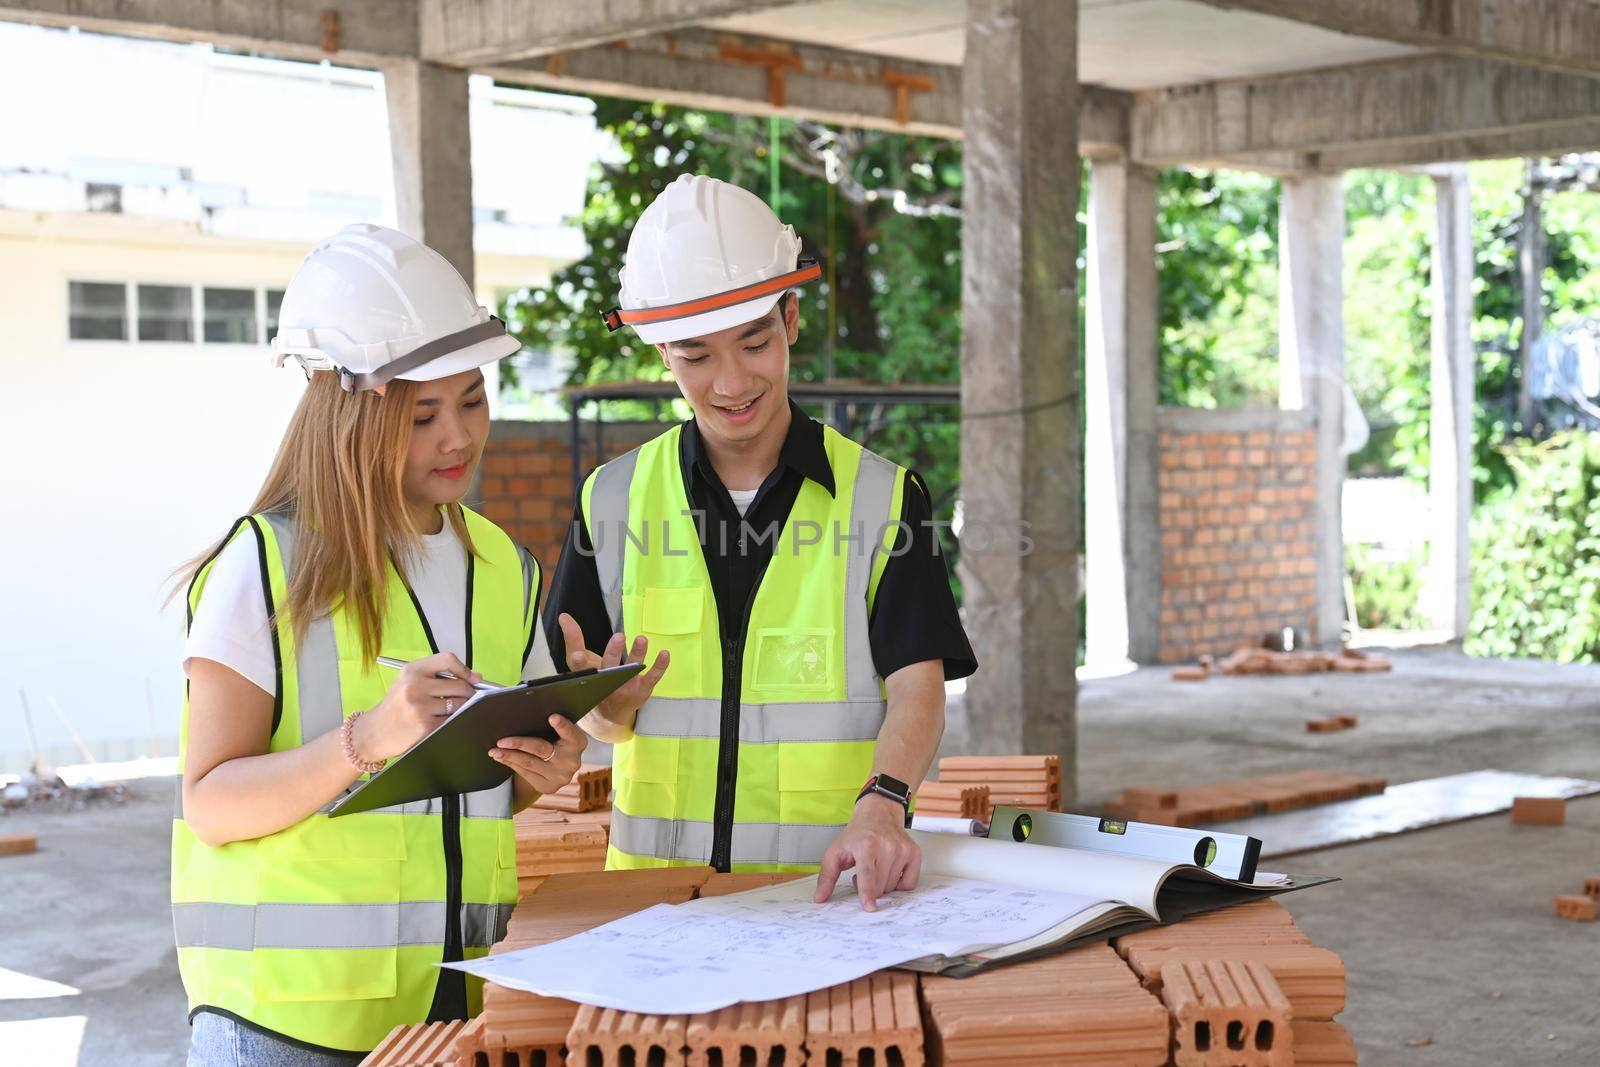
[1468,432,1600,662]
[1154,168,1280,408]
[501,97,965,526]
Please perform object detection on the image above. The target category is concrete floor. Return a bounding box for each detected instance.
[2,644,1597,1065]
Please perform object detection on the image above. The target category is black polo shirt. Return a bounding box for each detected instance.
[543,400,977,684]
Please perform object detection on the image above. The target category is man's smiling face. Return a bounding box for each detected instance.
[658,295,799,447]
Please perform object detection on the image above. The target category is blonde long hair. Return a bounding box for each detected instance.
[176,372,474,660]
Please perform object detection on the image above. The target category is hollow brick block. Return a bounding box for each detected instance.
[360,1020,468,1066]
[805,971,923,1067]
[1124,944,1346,1020]
[566,1004,687,1067]
[685,995,805,1067]
[1159,959,1293,1066]
[914,780,990,819]
[533,764,613,814]
[1511,796,1565,826]
[922,945,1168,1065]
[1556,894,1596,921]
[1290,1020,1357,1065]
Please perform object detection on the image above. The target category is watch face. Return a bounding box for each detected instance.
[876,774,910,799]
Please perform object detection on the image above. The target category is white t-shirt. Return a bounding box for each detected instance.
[183,521,554,696]
[728,488,758,517]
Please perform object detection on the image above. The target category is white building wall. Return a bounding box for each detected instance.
[0,213,567,770]
[0,23,598,770]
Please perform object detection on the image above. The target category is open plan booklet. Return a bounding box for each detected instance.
[447,827,1331,1014]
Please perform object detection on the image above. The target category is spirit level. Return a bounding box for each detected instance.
[987,806,1263,883]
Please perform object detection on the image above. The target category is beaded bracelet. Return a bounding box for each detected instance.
[340,711,387,775]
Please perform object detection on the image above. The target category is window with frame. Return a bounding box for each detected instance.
[137,284,194,342]
[203,287,257,344]
[68,281,127,340]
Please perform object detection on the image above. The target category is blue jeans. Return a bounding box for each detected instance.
[186,1012,367,1067]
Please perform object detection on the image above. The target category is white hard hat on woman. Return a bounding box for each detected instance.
[272,223,520,392]
[603,173,820,344]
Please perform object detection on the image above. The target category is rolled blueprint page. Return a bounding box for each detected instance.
[912,829,1176,918]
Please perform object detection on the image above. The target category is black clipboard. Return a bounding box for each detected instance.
[326,662,643,817]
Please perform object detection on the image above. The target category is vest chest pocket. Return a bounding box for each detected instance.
[628,587,706,696]
[751,628,836,694]
[251,814,406,1002]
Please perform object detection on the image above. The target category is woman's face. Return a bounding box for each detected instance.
[401,369,490,517]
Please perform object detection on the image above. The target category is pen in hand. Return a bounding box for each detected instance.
[374,655,498,692]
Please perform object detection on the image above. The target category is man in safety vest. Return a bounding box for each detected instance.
[547,174,976,909]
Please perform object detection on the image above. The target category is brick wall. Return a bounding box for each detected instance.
[1155,407,1319,664]
[474,419,665,583]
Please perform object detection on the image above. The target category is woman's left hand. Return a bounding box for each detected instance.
[490,714,588,794]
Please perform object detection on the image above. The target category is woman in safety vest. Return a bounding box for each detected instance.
[171,224,666,1065]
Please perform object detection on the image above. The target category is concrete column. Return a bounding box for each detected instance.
[958,0,1080,798]
[1427,168,1475,637]
[382,59,475,286]
[1084,155,1160,666]
[1278,175,1347,646]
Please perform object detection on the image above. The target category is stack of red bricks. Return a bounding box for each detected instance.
[1104,770,1387,828]
[914,780,991,820]
[936,755,1062,812]
[1113,899,1355,1065]
[1218,647,1391,676]
[512,805,612,898]
[364,872,1356,1066]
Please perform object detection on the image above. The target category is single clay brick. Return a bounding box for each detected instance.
[1172,665,1209,682]
[0,833,38,857]
[1556,894,1597,921]
[1305,717,1345,733]
[1584,874,1600,899]
[685,995,805,1067]
[1291,1020,1357,1065]
[567,1004,687,1067]
[359,1020,468,1066]
[914,780,990,819]
[922,944,1169,1065]
[697,872,808,897]
[805,971,923,1067]
[534,763,613,814]
[1122,788,1180,811]
[1124,944,1346,1020]
[1159,959,1293,1066]
[1333,714,1357,728]
[1511,796,1565,826]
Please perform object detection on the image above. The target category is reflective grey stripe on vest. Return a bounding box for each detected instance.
[609,809,842,867]
[257,513,346,744]
[845,447,898,702]
[587,445,640,632]
[172,900,509,952]
[635,697,884,743]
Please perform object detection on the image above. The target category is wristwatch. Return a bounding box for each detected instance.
[857,773,914,828]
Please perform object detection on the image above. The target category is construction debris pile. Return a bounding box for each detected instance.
[1173,647,1391,682]
[1105,770,1387,827]
[362,879,1354,1066]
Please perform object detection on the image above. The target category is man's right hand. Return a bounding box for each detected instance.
[558,612,668,742]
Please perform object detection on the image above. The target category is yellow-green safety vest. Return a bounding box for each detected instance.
[170,506,535,1052]
[582,423,906,872]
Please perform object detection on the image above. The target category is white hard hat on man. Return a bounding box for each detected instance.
[271,223,518,393]
[603,174,820,344]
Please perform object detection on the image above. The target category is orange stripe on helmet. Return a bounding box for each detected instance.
[602,259,819,332]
